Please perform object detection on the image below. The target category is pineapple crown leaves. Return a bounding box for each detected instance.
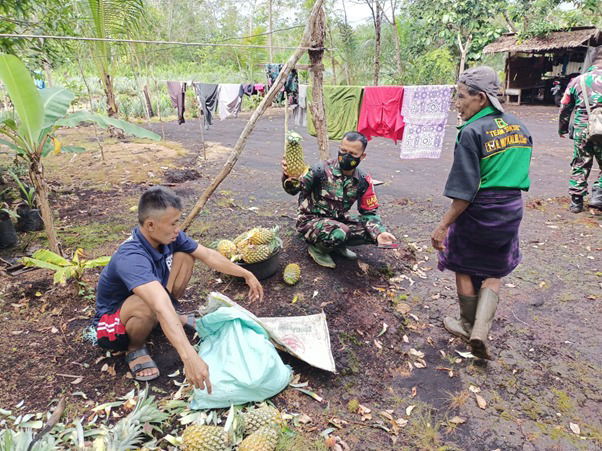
[286,131,302,144]
[100,387,169,451]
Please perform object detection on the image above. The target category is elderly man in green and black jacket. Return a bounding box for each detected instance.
[431,66,533,360]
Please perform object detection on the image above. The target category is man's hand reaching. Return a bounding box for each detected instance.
[377,232,396,246]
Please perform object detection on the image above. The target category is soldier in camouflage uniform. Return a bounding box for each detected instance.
[559,45,602,212]
[282,131,396,268]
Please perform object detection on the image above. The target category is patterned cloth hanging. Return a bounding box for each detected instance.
[399,85,455,159]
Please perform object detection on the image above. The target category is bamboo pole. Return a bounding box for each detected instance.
[181,0,324,232]
[284,92,288,146]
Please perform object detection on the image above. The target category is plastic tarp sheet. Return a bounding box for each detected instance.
[190,305,292,409]
[200,292,336,373]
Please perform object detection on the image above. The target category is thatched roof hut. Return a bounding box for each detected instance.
[484,27,601,54]
[483,27,601,105]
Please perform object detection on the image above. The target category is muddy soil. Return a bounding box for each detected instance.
[0,105,600,450]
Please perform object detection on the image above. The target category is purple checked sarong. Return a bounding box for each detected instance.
[438,189,523,278]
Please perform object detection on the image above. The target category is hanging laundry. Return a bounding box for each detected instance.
[217,83,243,120]
[167,81,187,125]
[307,85,364,141]
[399,85,454,159]
[265,64,299,105]
[193,83,219,129]
[242,83,256,96]
[358,86,405,143]
[292,84,308,126]
[254,83,265,95]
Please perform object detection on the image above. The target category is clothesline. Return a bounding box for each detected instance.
[0,33,334,51]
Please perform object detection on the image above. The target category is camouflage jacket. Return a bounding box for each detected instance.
[559,65,602,136]
[282,159,387,241]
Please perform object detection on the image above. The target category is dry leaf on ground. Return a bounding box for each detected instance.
[475,394,487,409]
[449,416,466,424]
[406,405,416,416]
[569,422,580,435]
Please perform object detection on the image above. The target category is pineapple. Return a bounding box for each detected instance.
[249,226,279,245]
[241,243,275,264]
[283,263,301,285]
[181,424,230,451]
[233,231,251,246]
[242,406,284,436]
[217,240,236,259]
[284,131,308,178]
[238,426,279,451]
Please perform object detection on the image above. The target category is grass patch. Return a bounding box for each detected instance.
[58,220,130,252]
[276,430,328,451]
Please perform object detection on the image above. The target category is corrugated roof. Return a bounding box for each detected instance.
[483,27,600,53]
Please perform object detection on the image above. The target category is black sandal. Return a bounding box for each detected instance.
[184,315,197,333]
[125,346,160,382]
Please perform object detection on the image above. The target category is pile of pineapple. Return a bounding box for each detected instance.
[181,405,283,451]
[217,227,280,265]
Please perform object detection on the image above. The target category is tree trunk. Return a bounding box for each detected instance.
[392,15,402,78]
[102,71,118,117]
[29,158,60,254]
[373,1,382,86]
[43,61,53,87]
[268,0,273,63]
[309,5,330,161]
[457,32,472,76]
[327,20,337,85]
[181,0,325,232]
[143,85,155,117]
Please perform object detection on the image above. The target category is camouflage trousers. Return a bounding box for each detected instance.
[297,216,372,249]
[569,135,602,196]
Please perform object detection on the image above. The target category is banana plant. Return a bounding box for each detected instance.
[0,53,159,253]
[21,248,110,285]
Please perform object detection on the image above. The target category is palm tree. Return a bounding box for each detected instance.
[79,0,147,117]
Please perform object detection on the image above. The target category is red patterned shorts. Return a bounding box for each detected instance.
[96,309,129,351]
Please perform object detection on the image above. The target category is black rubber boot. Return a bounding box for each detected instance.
[589,186,602,209]
[569,195,584,213]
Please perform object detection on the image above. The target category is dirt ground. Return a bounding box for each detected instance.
[0,105,601,450]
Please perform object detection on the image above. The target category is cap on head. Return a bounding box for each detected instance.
[458,66,504,112]
[138,186,182,225]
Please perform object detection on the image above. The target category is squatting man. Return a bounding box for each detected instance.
[93,186,264,388]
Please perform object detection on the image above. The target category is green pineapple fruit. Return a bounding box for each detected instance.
[284,131,308,178]
[238,426,279,451]
[181,424,229,451]
[217,240,236,259]
[233,230,251,245]
[241,243,274,264]
[249,226,279,245]
[242,406,284,436]
[283,263,301,285]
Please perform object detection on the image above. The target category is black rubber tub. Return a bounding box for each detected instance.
[236,239,282,280]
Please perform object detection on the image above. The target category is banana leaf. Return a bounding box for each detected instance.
[56,111,160,141]
[0,54,44,150]
[22,249,70,267]
[0,138,21,153]
[82,256,111,268]
[40,139,86,157]
[38,87,76,140]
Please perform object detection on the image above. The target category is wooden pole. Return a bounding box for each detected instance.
[284,92,288,146]
[308,4,330,161]
[181,0,324,232]
[199,111,206,161]
[268,0,274,63]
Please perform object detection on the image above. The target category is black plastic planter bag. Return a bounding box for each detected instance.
[16,205,44,232]
[0,218,17,248]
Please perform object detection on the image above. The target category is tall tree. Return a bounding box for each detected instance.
[383,0,401,78]
[364,0,385,85]
[78,0,147,117]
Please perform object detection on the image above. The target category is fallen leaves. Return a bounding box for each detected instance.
[405,405,416,416]
[449,416,466,424]
[569,422,580,435]
[475,394,487,409]
[395,302,411,315]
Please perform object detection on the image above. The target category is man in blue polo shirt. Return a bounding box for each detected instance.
[94,186,263,389]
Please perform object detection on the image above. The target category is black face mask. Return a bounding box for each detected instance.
[338,151,361,171]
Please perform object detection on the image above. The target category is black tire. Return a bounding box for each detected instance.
[554,92,562,107]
